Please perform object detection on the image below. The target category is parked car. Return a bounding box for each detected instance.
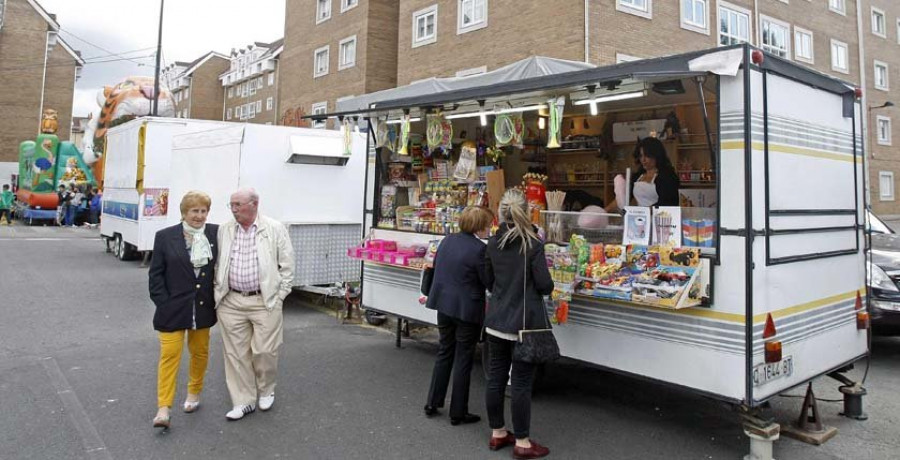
[867,211,900,334]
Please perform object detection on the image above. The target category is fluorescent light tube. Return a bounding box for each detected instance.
[386,117,421,124]
[574,90,645,106]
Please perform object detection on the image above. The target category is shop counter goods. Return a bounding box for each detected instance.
[546,234,704,310]
[348,239,429,269]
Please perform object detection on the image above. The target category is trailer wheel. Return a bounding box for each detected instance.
[114,235,125,260]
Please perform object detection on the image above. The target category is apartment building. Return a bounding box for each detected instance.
[221,39,283,125]
[279,0,399,128]
[169,51,229,121]
[160,61,189,94]
[860,0,900,216]
[0,0,83,164]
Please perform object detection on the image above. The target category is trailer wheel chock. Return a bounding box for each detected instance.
[781,382,838,445]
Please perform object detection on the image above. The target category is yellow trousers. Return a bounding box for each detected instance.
[157,328,211,408]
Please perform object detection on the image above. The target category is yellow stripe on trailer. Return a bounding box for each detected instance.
[721,141,864,164]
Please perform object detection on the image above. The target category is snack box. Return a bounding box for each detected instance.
[374,251,396,263]
[347,247,365,259]
[366,240,398,252]
[391,253,415,266]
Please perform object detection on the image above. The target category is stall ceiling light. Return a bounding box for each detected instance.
[574,90,646,106]
[385,117,422,124]
[445,104,547,120]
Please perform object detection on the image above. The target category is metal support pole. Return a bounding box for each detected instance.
[151,0,165,116]
[395,318,402,348]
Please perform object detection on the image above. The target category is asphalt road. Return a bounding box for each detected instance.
[0,225,898,459]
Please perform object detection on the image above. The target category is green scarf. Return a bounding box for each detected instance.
[182,222,212,268]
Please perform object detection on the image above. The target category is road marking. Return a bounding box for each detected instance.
[40,357,112,460]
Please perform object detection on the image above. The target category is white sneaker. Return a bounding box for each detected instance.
[259,394,275,411]
[225,404,255,421]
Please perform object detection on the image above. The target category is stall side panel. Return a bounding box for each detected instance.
[751,71,866,401]
[100,122,142,241]
[361,229,438,325]
[168,126,245,228]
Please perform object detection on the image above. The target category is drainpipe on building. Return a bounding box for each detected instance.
[855,0,871,206]
[273,61,280,125]
[188,78,193,119]
[753,0,759,46]
[583,0,590,64]
[222,83,227,121]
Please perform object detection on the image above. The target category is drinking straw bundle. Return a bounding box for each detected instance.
[545,190,567,243]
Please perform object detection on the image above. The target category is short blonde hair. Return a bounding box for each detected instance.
[459,206,494,234]
[180,190,211,217]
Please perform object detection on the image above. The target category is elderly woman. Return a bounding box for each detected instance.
[424,206,494,425]
[148,191,219,429]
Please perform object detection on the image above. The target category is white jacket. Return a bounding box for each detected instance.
[214,215,295,310]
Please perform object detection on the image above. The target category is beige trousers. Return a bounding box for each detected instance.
[217,292,283,406]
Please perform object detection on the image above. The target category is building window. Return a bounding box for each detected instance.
[680,0,708,35]
[794,27,813,63]
[458,0,488,34]
[339,36,357,70]
[830,39,849,74]
[226,108,232,120]
[617,0,652,20]
[718,2,751,46]
[872,7,886,38]
[183,108,189,118]
[828,0,845,15]
[880,171,895,201]
[314,45,330,77]
[250,82,257,95]
[760,16,790,59]
[258,76,264,87]
[877,116,892,146]
[266,97,273,111]
[177,110,182,118]
[256,100,262,113]
[228,87,234,98]
[316,0,331,24]
[413,5,438,48]
[268,72,275,86]
[874,61,889,91]
[312,101,328,129]
[249,102,256,118]
[341,0,358,13]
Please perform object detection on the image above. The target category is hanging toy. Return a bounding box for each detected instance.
[341,118,353,156]
[547,96,565,149]
[399,114,411,155]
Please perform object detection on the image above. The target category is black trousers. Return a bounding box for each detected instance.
[485,334,536,439]
[426,312,481,418]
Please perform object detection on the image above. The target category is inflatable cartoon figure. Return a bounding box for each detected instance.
[41,109,59,134]
[82,76,176,185]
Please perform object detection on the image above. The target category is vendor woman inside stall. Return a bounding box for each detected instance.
[605,136,680,211]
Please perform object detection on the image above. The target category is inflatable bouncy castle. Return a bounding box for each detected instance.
[17,112,97,222]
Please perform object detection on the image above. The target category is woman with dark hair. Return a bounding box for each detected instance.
[483,189,555,459]
[606,136,680,211]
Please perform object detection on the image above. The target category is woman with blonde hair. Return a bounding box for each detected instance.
[483,189,554,459]
[423,206,494,425]
[148,191,219,429]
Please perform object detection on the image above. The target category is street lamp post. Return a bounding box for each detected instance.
[152,0,165,116]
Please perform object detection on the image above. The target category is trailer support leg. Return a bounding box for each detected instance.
[140,251,151,268]
[827,369,868,420]
[781,382,838,445]
[395,318,402,348]
[838,385,868,421]
[741,409,779,460]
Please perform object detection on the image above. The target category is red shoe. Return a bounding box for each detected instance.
[488,433,516,451]
[513,440,550,459]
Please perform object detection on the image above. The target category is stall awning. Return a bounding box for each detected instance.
[335,56,596,114]
[311,45,855,120]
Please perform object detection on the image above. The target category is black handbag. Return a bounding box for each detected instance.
[513,247,560,364]
[420,266,435,296]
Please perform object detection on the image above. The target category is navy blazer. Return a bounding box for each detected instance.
[148,224,219,332]
[425,232,489,325]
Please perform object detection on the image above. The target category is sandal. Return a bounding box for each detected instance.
[152,414,170,429]
[182,399,200,413]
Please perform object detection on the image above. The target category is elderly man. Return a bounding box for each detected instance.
[214,188,294,421]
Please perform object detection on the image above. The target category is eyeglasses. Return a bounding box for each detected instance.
[227,201,252,210]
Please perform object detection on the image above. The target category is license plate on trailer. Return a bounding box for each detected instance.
[752,356,793,387]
